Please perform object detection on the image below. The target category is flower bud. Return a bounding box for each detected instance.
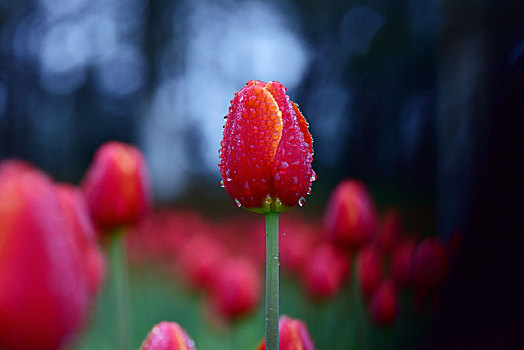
[324,180,377,248]
[82,141,150,230]
[140,321,196,350]
[209,257,261,321]
[303,243,349,299]
[370,280,397,326]
[256,315,315,350]
[178,234,226,290]
[375,208,402,255]
[219,80,315,212]
[56,184,106,298]
[411,238,448,291]
[392,239,416,287]
[356,245,383,300]
[0,161,88,349]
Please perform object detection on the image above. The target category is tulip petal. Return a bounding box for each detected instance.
[264,81,313,207]
[220,80,283,208]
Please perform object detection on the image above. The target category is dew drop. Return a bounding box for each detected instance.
[220,180,225,188]
[310,170,317,182]
[280,161,289,169]
[307,187,312,195]
[292,176,298,185]
[298,197,306,207]
[274,172,281,181]
[234,199,242,208]
[223,115,228,121]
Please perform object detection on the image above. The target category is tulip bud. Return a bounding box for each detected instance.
[370,280,397,326]
[56,184,106,298]
[256,315,315,350]
[219,80,315,212]
[375,208,402,255]
[82,141,150,230]
[140,321,196,350]
[356,246,383,300]
[303,243,349,299]
[0,162,88,349]
[178,234,226,290]
[209,257,261,321]
[411,238,448,291]
[324,180,377,248]
[392,239,416,287]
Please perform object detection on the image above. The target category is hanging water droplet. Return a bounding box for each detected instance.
[298,197,306,207]
[219,180,225,188]
[307,187,312,195]
[310,170,317,182]
[234,198,242,208]
[223,115,228,121]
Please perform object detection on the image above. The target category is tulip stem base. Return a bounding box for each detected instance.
[111,229,132,350]
[265,212,279,350]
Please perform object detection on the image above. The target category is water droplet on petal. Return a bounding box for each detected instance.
[292,176,298,185]
[307,187,312,195]
[234,198,242,208]
[298,197,306,207]
[310,170,317,182]
[280,161,289,169]
[220,180,225,188]
[223,115,228,121]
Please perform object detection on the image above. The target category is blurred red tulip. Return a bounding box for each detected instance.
[303,243,349,299]
[370,280,397,326]
[56,184,106,298]
[219,80,315,212]
[178,234,227,290]
[256,315,315,350]
[82,141,150,231]
[140,321,196,350]
[209,257,261,321]
[324,180,377,248]
[375,208,402,255]
[411,238,448,291]
[392,239,416,287]
[357,245,383,300]
[280,218,315,275]
[0,162,89,349]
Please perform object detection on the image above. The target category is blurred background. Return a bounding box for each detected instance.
[0,0,523,348]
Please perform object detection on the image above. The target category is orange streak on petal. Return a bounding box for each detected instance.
[292,102,313,154]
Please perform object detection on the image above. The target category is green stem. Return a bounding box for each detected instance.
[265,212,279,350]
[110,229,132,350]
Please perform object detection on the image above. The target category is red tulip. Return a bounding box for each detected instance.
[0,162,89,349]
[256,315,315,350]
[324,180,377,248]
[303,243,349,299]
[411,238,448,291]
[178,234,227,290]
[280,218,315,275]
[140,321,196,350]
[82,141,150,231]
[356,246,383,300]
[209,257,261,321]
[219,80,315,212]
[370,280,397,326]
[375,208,402,255]
[56,184,106,298]
[392,239,416,287]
